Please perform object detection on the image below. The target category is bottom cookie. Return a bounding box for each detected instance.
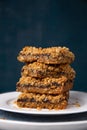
[16,92,69,110]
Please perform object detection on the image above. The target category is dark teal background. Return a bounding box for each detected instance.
[0,0,87,92]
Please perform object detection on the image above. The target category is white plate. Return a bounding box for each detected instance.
[0,91,87,115]
[0,119,87,130]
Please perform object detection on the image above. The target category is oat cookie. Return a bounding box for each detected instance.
[16,92,69,109]
[21,62,76,79]
[16,76,74,94]
[17,46,75,64]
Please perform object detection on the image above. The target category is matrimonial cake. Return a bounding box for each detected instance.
[16,46,76,110]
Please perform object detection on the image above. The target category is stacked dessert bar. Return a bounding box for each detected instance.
[16,46,76,110]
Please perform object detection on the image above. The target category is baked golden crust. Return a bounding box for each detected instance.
[17,46,75,64]
[21,62,76,79]
[16,99,68,110]
[16,92,69,110]
[16,76,74,94]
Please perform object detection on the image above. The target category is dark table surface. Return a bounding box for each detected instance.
[0,110,87,123]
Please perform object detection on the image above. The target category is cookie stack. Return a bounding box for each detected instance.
[16,46,76,110]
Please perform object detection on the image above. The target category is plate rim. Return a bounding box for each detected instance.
[0,91,87,115]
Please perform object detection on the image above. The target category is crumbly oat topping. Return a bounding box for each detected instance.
[17,76,67,86]
[17,92,69,103]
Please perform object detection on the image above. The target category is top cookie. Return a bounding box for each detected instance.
[17,46,75,64]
